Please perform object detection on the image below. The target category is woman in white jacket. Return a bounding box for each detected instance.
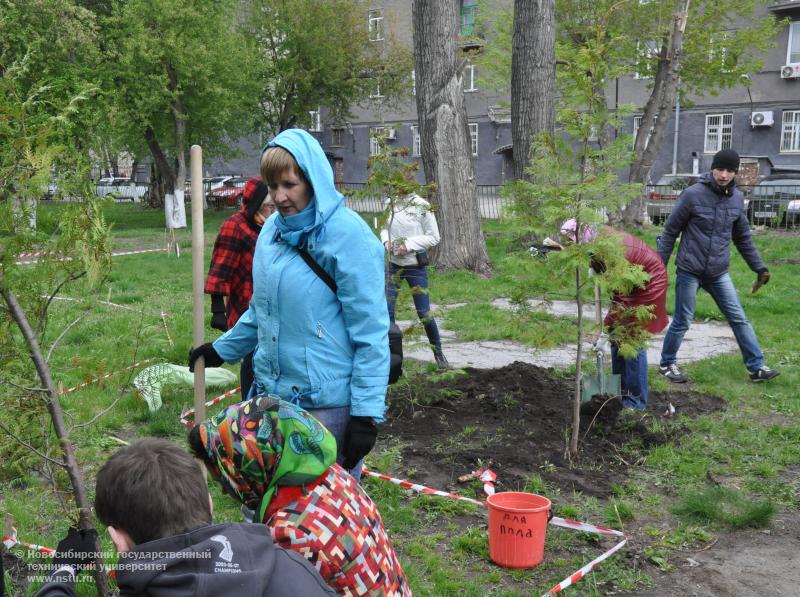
[380,193,449,369]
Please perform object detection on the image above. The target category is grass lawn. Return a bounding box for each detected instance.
[1,202,797,595]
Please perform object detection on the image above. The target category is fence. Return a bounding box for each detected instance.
[336,183,507,220]
[646,183,800,230]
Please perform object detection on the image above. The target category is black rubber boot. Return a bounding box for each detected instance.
[432,345,450,369]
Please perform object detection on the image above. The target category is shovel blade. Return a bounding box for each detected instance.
[581,373,622,402]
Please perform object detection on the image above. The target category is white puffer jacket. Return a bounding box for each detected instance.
[380,194,441,266]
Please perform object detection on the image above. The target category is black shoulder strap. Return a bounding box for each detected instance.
[296,247,337,294]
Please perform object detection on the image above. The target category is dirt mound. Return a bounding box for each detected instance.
[384,362,726,498]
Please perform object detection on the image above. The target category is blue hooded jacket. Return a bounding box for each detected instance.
[658,172,765,278]
[213,129,390,421]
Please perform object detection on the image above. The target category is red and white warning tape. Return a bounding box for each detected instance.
[3,528,55,555]
[179,386,242,428]
[16,247,167,266]
[361,468,628,596]
[362,468,487,507]
[59,359,155,396]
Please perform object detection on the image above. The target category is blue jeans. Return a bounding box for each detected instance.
[660,269,763,372]
[611,344,648,409]
[246,386,363,480]
[386,262,442,346]
[308,406,363,481]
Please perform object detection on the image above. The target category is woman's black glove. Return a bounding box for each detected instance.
[210,294,228,332]
[342,416,378,470]
[52,527,99,572]
[188,343,224,371]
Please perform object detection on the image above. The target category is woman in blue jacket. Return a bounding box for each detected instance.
[190,129,390,478]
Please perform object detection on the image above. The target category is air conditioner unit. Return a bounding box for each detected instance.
[386,128,397,140]
[780,64,800,79]
[751,111,774,127]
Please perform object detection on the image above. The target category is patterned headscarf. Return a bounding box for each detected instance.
[197,395,336,521]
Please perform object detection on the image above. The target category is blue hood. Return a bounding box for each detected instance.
[265,129,344,239]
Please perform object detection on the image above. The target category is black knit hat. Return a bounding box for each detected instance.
[711,149,740,172]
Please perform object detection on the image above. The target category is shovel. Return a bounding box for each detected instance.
[580,283,621,402]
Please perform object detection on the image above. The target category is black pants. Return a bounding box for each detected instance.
[240,351,254,398]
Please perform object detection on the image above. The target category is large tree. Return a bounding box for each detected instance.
[246,0,412,136]
[101,0,261,227]
[621,0,779,224]
[510,0,556,180]
[411,0,491,274]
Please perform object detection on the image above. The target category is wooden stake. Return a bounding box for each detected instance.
[190,145,206,424]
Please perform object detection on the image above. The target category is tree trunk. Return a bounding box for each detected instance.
[412,0,491,274]
[511,0,556,180]
[622,0,690,226]
[0,273,108,596]
[167,63,187,228]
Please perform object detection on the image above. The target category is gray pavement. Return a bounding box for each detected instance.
[400,298,739,370]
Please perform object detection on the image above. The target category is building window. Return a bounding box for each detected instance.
[369,80,383,98]
[788,21,800,65]
[309,108,321,132]
[410,125,421,157]
[461,3,477,36]
[781,110,800,153]
[331,128,344,147]
[368,9,384,42]
[634,40,659,79]
[704,113,732,153]
[468,122,478,156]
[463,63,477,92]
[632,114,657,149]
[370,126,384,156]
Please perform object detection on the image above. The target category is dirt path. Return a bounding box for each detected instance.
[624,511,800,596]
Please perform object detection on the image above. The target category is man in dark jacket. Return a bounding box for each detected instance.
[36,439,334,597]
[657,149,779,383]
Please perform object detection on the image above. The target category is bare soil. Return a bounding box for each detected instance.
[385,362,725,496]
[382,362,798,595]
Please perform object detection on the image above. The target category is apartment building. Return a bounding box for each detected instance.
[624,1,800,183]
[308,0,799,186]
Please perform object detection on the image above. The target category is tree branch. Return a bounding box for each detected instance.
[36,271,86,338]
[46,315,85,363]
[0,420,65,467]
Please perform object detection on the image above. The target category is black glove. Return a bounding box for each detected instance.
[188,343,224,371]
[342,416,378,470]
[210,294,228,331]
[52,527,99,572]
[752,268,770,294]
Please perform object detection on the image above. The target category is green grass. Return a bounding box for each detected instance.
[672,486,776,529]
[1,204,798,595]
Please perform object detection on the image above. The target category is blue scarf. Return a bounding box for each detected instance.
[274,199,317,247]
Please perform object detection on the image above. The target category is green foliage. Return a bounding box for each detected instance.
[101,0,262,162]
[672,486,776,529]
[245,0,413,135]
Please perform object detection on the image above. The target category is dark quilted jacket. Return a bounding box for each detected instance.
[657,172,765,278]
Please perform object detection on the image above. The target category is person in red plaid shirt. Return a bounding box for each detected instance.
[204,176,275,396]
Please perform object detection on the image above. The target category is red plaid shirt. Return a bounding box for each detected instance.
[205,206,261,329]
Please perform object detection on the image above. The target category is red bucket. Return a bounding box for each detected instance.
[486,492,551,568]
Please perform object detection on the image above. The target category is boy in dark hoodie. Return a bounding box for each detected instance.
[36,438,334,597]
[205,176,275,396]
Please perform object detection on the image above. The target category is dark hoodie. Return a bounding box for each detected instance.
[658,171,765,278]
[36,523,335,597]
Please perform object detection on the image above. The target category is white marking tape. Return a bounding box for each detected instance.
[59,358,155,396]
[2,527,55,555]
[179,386,242,427]
[16,247,167,266]
[361,469,628,596]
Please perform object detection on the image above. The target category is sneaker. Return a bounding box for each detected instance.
[659,364,688,383]
[749,366,780,383]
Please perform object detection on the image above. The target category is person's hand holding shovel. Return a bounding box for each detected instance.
[752,268,770,294]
